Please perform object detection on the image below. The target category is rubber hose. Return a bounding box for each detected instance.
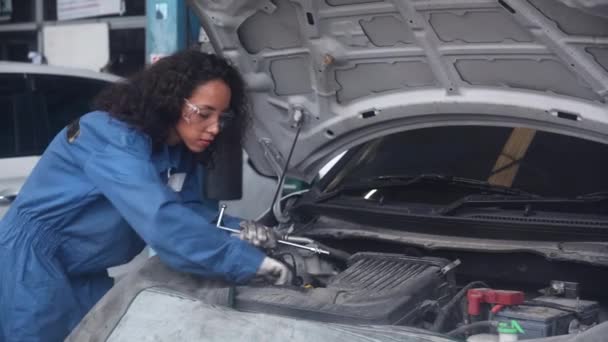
[431,281,490,332]
[447,321,497,337]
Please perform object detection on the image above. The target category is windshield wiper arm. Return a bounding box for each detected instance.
[576,191,608,200]
[320,173,537,202]
[363,174,535,196]
[440,194,607,216]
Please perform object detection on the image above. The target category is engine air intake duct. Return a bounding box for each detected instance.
[235,252,453,325]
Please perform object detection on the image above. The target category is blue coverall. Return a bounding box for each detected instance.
[0,111,265,342]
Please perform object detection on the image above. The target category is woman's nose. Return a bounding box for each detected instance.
[206,119,221,135]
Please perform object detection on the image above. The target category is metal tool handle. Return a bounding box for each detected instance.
[216,205,329,255]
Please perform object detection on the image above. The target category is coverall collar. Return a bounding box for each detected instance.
[152,143,184,174]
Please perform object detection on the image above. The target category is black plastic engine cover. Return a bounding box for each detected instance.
[235,252,453,325]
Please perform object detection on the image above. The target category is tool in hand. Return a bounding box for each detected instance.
[216,204,330,255]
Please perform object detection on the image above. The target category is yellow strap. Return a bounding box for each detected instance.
[488,127,536,187]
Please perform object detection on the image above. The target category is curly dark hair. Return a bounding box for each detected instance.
[93,49,249,164]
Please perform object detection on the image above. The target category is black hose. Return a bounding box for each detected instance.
[277,253,298,274]
[431,281,490,332]
[447,321,497,337]
[269,120,303,219]
[276,253,303,286]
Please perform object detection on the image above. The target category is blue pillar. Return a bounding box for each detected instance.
[146,0,187,258]
[145,1,203,258]
[146,0,187,64]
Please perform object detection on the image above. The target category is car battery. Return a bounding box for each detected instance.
[495,296,599,340]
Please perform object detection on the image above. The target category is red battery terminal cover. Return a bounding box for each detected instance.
[467,288,525,316]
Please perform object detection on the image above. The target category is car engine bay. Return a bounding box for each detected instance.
[235,238,607,340]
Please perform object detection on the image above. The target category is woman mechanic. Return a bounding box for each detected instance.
[0,50,290,342]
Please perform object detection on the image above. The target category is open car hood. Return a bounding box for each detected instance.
[188,0,608,182]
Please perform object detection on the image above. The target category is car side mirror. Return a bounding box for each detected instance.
[203,124,243,200]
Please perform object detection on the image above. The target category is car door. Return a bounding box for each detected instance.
[0,71,112,217]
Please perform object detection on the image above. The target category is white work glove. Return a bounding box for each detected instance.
[256,257,292,285]
[239,221,278,249]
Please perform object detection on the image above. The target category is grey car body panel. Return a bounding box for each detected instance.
[67,256,456,342]
[67,257,236,342]
[187,0,608,182]
[104,289,455,341]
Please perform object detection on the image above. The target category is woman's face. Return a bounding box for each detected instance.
[173,79,232,153]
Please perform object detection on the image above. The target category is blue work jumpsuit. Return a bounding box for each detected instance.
[0,111,265,342]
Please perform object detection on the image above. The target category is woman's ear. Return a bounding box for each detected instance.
[182,111,192,124]
[166,127,182,146]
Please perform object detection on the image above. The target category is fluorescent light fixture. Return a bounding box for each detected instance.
[364,189,378,200]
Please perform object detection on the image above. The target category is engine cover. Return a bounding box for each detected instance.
[235,252,454,325]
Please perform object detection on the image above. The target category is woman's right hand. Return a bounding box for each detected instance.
[239,221,279,249]
[255,257,292,285]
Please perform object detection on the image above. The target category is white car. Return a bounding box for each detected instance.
[0,62,120,217]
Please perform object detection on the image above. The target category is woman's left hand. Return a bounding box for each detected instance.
[239,221,278,249]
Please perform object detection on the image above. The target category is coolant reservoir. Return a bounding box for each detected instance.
[498,320,524,342]
[467,333,498,342]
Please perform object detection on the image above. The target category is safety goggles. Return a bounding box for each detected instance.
[183,98,235,130]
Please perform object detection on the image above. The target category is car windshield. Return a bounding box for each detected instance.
[324,125,608,199]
